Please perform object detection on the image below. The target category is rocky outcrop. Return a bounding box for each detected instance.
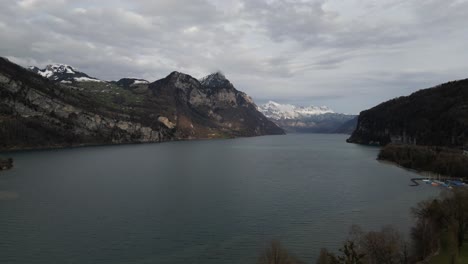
[347,79,468,147]
[0,158,13,170]
[157,116,175,129]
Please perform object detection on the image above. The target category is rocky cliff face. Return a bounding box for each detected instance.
[0,58,282,151]
[347,79,468,146]
[0,58,174,150]
[147,71,284,138]
[0,158,13,170]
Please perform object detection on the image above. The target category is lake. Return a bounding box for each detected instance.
[0,134,439,263]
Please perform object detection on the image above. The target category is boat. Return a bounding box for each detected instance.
[447,180,465,187]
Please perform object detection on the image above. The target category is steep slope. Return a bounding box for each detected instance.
[258,101,356,133]
[334,116,358,134]
[0,58,175,150]
[347,79,468,146]
[147,71,284,138]
[113,78,149,89]
[0,58,283,151]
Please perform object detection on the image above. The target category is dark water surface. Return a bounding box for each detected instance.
[0,134,439,263]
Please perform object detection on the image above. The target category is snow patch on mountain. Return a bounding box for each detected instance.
[133,79,149,85]
[74,77,104,82]
[33,64,76,78]
[258,101,334,120]
[29,63,103,83]
[114,78,149,88]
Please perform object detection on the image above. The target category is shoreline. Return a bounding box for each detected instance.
[377,159,465,188]
[0,133,286,154]
[377,159,446,179]
[348,141,467,182]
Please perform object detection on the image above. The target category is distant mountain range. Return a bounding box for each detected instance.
[257,101,334,119]
[258,101,357,134]
[0,58,283,151]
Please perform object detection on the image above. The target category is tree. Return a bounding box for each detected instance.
[328,241,365,264]
[410,189,468,261]
[442,188,468,248]
[316,248,334,264]
[258,240,304,264]
[411,200,443,260]
[360,226,403,264]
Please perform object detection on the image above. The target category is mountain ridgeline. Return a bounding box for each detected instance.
[348,79,468,147]
[0,58,283,151]
[258,101,357,134]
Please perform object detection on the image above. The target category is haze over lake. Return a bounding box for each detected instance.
[0,134,439,263]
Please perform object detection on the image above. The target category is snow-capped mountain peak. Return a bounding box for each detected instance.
[199,72,231,89]
[258,101,334,120]
[29,64,103,83]
[30,64,76,78]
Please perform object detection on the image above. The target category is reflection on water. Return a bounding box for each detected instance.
[0,191,18,200]
[0,134,439,264]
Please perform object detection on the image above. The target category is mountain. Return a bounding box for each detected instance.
[258,101,356,133]
[147,71,284,138]
[258,101,334,120]
[199,71,231,88]
[0,58,283,151]
[347,79,468,147]
[334,116,358,134]
[113,78,149,89]
[29,64,103,83]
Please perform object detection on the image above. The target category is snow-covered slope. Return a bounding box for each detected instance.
[257,101,356,133]
[29,64,103,83]
[258,101,334,120]
[199,72,228,87]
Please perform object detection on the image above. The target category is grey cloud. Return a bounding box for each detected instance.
[0,0,467,113]
[241,0,337,43]
[239,0,418,50]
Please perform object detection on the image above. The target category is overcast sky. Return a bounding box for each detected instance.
[1,0,468,113]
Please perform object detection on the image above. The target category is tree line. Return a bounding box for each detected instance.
[257,188,468,264]
[378,144,468,179]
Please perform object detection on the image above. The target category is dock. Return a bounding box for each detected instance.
[410,177,466,188]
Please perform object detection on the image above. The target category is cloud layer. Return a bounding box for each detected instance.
[1,0,468,113]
